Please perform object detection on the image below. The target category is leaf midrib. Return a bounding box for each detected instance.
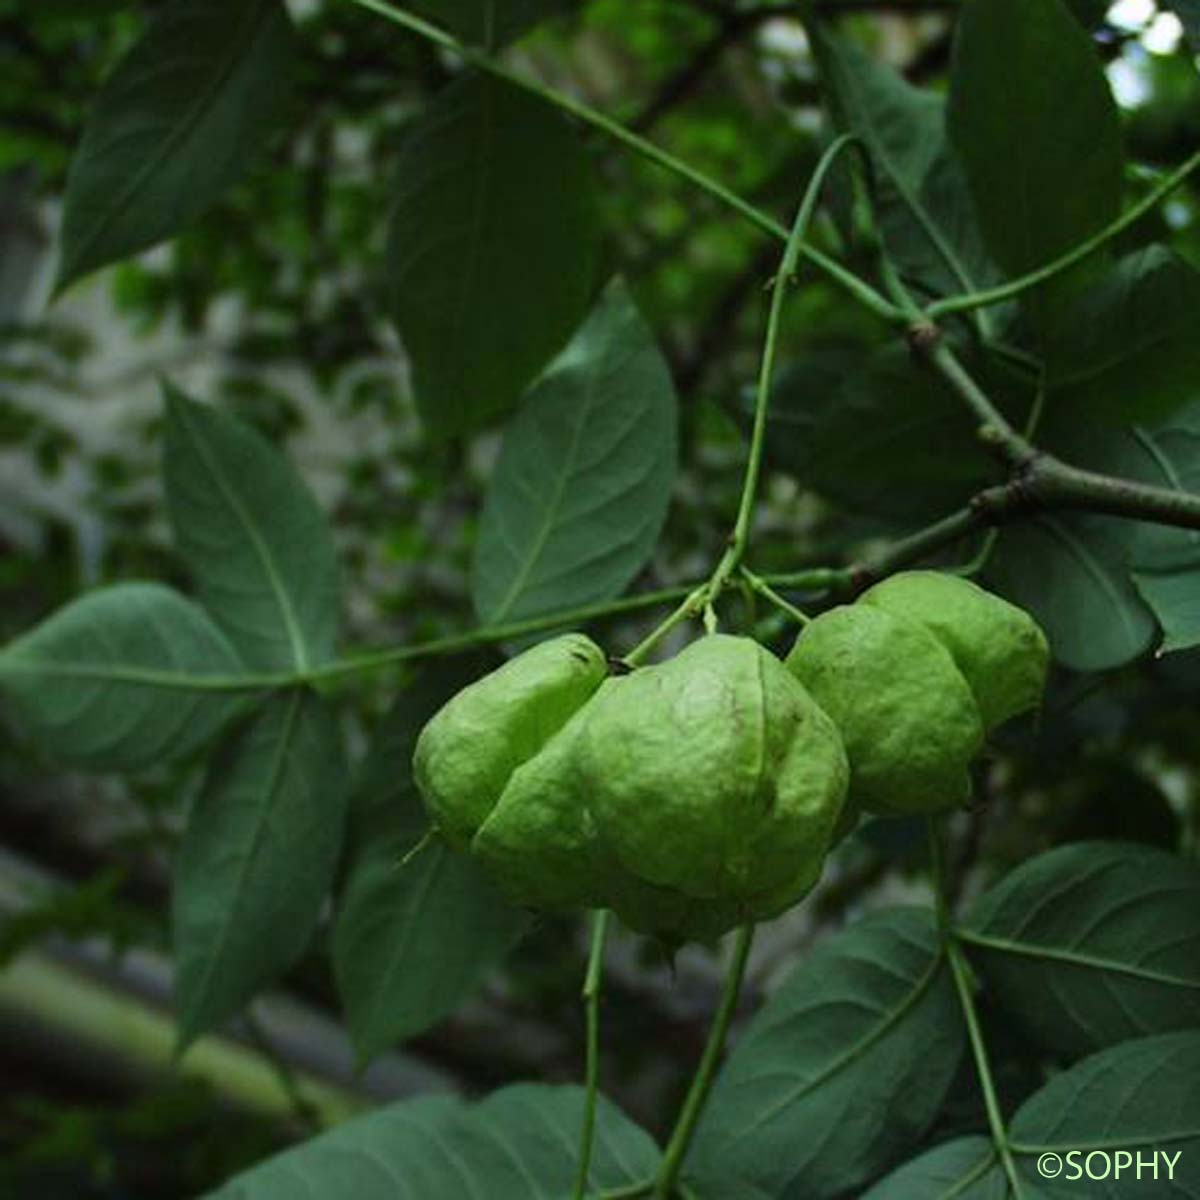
[960,928,1200,991]
[175,398,311,672]
[182,690,303,1037]
[486,375,597,623]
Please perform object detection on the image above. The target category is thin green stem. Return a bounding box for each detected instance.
[758,566,846,592]
[1,586,698,694]
[925,816,951,937]
[623,586,707,666]
[927,149,1200,319]
[929,820,1024,1196]
[739,566,811,626]
[573,910,611,1200]
[346,0,902,322]
[313,585,697,683]
[920,337,1036,466]
[594,1182,654,1200]
[950,527,998,578]
[704,135,862,614]
[654,923,756,1199]
[854,507,986,588]
[947,941,1025,1197]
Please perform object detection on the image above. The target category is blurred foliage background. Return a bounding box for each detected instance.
[1,1,1198,1195]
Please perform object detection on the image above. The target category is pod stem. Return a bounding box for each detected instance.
[653,922,756,1198]
[572,909,611,1200]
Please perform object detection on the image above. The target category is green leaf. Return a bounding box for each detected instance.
[986,515,1158,671]
[1125,416,1200,652]
[164,384,340,673]
[860,1137,1005,1200]
[759,344,1015,521]
[963,842,1200,1059]
[0,583,253,771]
[948,0,1123,279]
[405,0,566,48]
[1008,1032,1200,1194]
[1063,0,1111,27]
[806,22,995,301]
[173,689,348,1045]
[206,1083,659,1199]
[333,672,526,1065]
[684,908,965,1200]
[335,838,525,1062]
[471,281,677,624]
[1012,402,1200,659]
[1047,247,1200,426]
[56,0,296,291]
[387,73,601,439]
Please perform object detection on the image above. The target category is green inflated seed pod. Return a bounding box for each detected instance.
[858,570,1049,731]
[580,635,849,906]
[412,633,607,850]
[786,605,984,817]
[471,703,611,911]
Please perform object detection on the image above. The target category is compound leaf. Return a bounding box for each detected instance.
[472,281,676,624]
[174,689,347,1045]
[206,1084,659,1199]
[57,0,295,290]
[964,842,1200,1059]
[685,908,964,1200]
[948,0,1123,280]
[334,667,526,1065]
[164,384,340,673]
[807,22,994,301]
[387,73,600,438]
[0,582,254,771]
[1008,1032,1200,1195]
[861,1137,1006,1200]
[1047,247,1200,427]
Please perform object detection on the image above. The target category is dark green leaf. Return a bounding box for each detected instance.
[164,384,340,673]
[986,515,1158,671]
[1022,402,1200,658]
[807,22,995,300]
[56,0,295,291]
[963,842,1200,1059]
[1047,247,1200,426]
[387,73,601,439]
[405,0,567,48]
[0,583,254,771]
[1008,1032,1200,1195]
[1063,0,1111,27]
[207,1084,659,1199]
[334,836,525,1063]
[334,671,526,1065]
[948,0,1123,279]
[1126,416,1200,652]
[861,1137,1005,1200]
[173,689,348,1044]
[685,908,965,1200]
[472,281,677,624]
[759,344,1015,521]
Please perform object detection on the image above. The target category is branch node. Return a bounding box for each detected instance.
[905,320,942,357]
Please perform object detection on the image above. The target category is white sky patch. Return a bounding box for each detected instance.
[1107,55,1152,106]
[758,20,810,61]
[1108,0,1156,30]
[1144,11,1184,53]
[1165,199,1192,228]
